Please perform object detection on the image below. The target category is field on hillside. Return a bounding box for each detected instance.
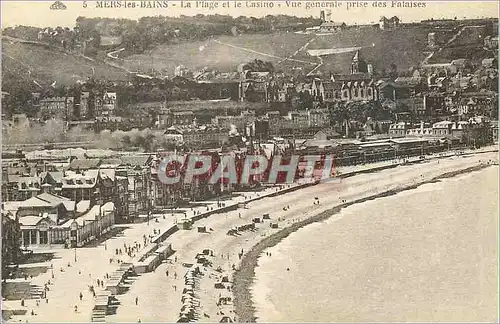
[2,41,130,86]
[1,25,432,86]
[113,32,318,75]
[305,26,432,74]
[115,26,432,76]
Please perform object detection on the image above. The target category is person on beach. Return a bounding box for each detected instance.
[79,292,83,301]
[135,297,139,305]
[166,270,169,277]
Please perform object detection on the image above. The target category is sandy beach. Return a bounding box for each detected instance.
[107,150,498,323]
[4,149,498,323]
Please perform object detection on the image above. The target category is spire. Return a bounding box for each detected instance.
[350,50,367,74]
[352,50,360,62]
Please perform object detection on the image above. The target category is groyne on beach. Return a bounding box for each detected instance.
[232,161,497,322]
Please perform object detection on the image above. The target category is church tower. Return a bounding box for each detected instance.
[350,50,368,74]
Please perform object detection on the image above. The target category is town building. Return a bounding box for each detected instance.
[432,120,454,136]
[307,109,330,127]
[378,81,411,101]
[17,201,115,248]
[95,92,117,118]
[319,21,346,32]
[311,52,378,103]
[119,156,152,219]
[39,97,74,120]
[389,122,410,137]
[379,16,400,30]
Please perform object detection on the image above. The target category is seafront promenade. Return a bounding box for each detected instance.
[3,147,497,322]
[110,149,498,323]
[3,181,311,322]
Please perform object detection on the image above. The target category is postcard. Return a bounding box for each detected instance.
[1,0,498,322]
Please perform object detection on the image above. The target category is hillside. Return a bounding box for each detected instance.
[112,26,432,76]
[2,24,432,88]
[2,39,131,88]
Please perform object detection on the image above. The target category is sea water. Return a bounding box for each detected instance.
[252,166,499,322]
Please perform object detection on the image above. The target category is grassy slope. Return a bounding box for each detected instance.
[2,41,130,86]
[2,25,431,85]
[117,26,431,75]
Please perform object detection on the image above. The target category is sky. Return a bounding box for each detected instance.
[1,0,498,28]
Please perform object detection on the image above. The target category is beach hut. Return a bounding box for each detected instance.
[263,213,271,220]
[197,226,207,233]
[196,257,211,267]
[270,222,278,229]
[93,291,111,312]
[181,295,193,303]
[252,217,261,223]
[220,316,233,323]
[178,219,192,230]
[155,244,174,261]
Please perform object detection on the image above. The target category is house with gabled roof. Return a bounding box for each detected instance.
[380,16,400,30]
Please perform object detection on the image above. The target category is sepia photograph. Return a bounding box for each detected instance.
[1,0,499,322]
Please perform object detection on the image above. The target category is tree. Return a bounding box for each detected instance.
[242,59,275,72]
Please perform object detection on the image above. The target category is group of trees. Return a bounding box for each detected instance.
[242,59,275,72]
